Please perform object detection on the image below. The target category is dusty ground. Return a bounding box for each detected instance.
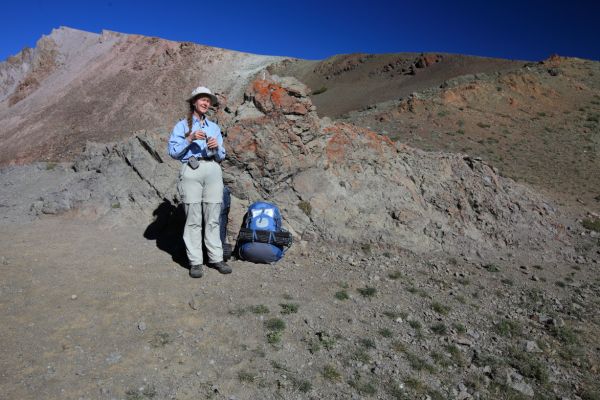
[1,215,599,400]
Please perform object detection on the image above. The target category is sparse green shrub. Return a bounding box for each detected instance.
[238,370,257,383]
[582,218,600,232]
[452,323,467,334]
[446,344,466,366]
[508,348,548,383]
[357,286,376,297]
[404,351,436,372]
[494,319,521,338]
[431,301,450,315]
[308,338,321,353]
[335,290,349,300]
[501,278,514,286]
[291,377,312,392]
[555,280,566,288]
[352,349,371,364]
[392,340,406,353]
[46,162,56,170]
[322,365,341,381]
[111,202,121,209]
[383,310,400,319]
[408,320,422,330]
[431,323,447,335]
[477,122,491,128]
[250,304,269,314]
[280,303,299,314]
[317,332,337,350]
[483,263,500,272]
[267,331,282,344]
[360,338,376,349]
[550,325,579,345]
[150,332,171,348]
[388,271,403,280]
[379,328,392,338]
[298,200,312,216]
[360,243,372,254]
[265,318,285,331]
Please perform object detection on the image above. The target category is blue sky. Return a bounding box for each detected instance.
[1,0,598,62]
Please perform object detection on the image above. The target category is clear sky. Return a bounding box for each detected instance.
[1,0,598,62]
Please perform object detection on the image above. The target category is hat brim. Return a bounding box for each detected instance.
[188,93,219,106]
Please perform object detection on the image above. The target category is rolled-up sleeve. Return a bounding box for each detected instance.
[168,121,189,160]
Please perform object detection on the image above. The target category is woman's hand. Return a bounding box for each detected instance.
[207,137,218,149]
[186,130,206,143]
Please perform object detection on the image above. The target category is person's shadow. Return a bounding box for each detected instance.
[144,200,189,269]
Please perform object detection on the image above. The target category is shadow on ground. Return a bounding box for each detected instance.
[144,200,188,269]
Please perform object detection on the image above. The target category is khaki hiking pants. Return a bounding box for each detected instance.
[178,160,224,266]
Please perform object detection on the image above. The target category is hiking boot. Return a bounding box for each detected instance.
[209,261,232,274]
[189,264,203,278]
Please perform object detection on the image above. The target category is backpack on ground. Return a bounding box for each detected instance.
[236,201,292,264]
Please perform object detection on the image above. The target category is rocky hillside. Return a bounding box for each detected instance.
[0,27,282,165]
[337,56,600,212]
[0,74,577,265]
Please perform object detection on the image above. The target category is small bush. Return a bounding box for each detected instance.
[352,349,371,364]
[501,278,514,286]
[238,370,257,382]
[477,122,491,129]
[408,320,422,330]
[379,328,393,338]
[495,319,521,337]
[291,377,312,393]
[250,305,269,314]
[267,331,283,344]
[483,263,500,272]
[360,338,376,349]
[452,323,467,334]
[431,323,447,335]
[150,332,171,348]
[357,287,377,297]
[404,351,436,373]
[334,290,349,300]
[46,162,57,170]
[431,301,450,315]
[388,271,403,280]
[265,318,286,331]
[323,365,341,381]
[298,201,312,216]
[280,303,299,314]
[582,218,600,232]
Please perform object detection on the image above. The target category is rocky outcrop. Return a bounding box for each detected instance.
[0,49,574,259]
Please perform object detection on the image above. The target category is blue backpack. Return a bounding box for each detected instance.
[236,201,292,263]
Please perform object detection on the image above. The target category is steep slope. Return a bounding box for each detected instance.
[0,27,282,165]
[341,56,600,211]
[268,52,524,116]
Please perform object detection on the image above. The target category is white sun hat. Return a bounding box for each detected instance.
[188,86,219,106]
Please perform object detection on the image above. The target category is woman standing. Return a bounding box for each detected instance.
[168,86,232,278]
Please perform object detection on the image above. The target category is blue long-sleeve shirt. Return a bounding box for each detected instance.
[168,115,226,162]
